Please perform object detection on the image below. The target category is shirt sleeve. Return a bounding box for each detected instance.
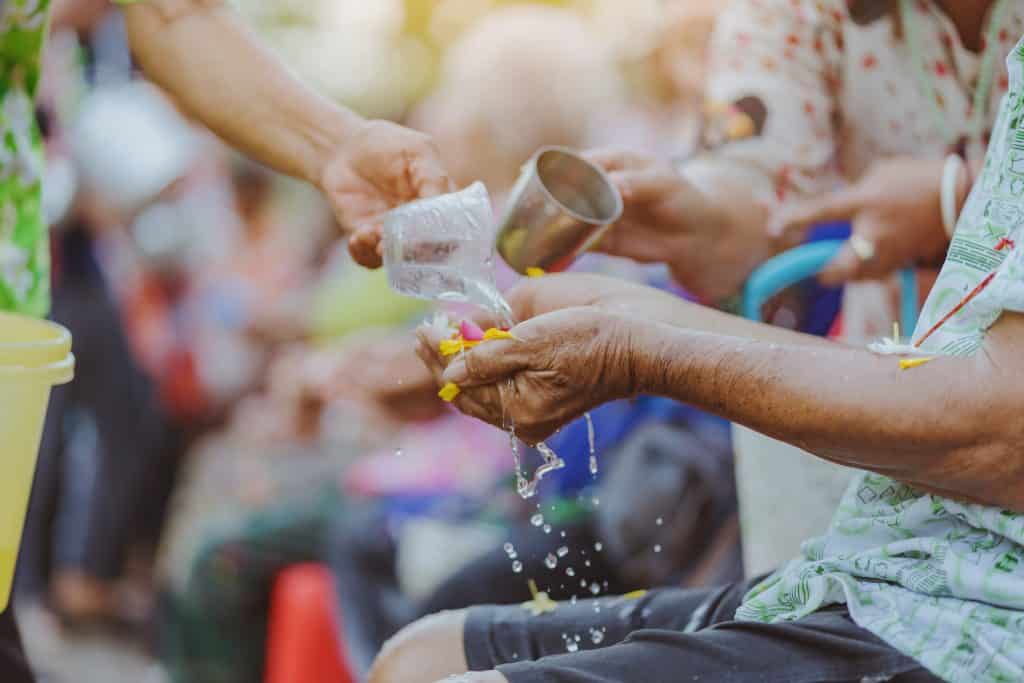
[682,0,845,205]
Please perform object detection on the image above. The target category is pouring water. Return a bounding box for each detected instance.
[384,182,597,499]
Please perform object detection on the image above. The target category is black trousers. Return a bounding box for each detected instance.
[17,230,176,596]
[0,611,35,683]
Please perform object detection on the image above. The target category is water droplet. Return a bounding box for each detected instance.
[557,546,569,558]
[395,448,403,457]
[566,640,579,653]
[566,567,576,577]
[512,561,523,573]
[585,413,597,476]
[592,497,600,506]
[531,513,544,527]
[560,530,567,538]
[509,551,517,560]
[543,524,552,534]
[545,554,558,569]
[570,595,577,605]
[574,635,581,642]
[590,628,605,645]
[584,560,591,567]
[654,544,662,553]
[580,579,587,587]
[656,517,663,526]
[593,601,601,613]
[594,542,603,552]
[589,582,601,595]
[503,542,515,555]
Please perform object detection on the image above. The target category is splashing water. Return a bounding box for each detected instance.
[585,412,598,476]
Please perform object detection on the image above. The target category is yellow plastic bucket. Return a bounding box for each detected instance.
[0,313,74,613]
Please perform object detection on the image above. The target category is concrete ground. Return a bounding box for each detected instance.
[17,606,165,683]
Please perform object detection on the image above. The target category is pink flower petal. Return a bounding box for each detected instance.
[459,320,486,341]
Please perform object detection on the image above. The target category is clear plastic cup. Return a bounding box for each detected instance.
[0,313,74,612]
[383,182,512,324]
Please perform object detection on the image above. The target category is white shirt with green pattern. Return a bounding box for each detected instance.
[737,38,1024,683]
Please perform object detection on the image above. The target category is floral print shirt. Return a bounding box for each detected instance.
[737,39,1024,683]
[687,0,1024,204]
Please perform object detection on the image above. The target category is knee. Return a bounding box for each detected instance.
[369,610,470,683]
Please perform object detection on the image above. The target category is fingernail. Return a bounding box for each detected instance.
[444,360,469,385]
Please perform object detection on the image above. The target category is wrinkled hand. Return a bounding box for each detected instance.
[769,158,952,286]
[322,120,453,268]
[416,306,636,444]
[585,148,769,301]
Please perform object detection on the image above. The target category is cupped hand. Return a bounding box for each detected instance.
[769,158,953,286]
[322,120,454,268]
[415,306,637,444]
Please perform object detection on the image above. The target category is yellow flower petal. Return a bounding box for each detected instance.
[438,383,461,402]
[899,357,936,371]
[623,590,648,600]
[526,267,546,278]
[439,339,465,357]
[483,328,515,341]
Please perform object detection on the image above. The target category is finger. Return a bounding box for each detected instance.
[583,148,653,174]
[349,228,383,269]
[443,339,530,388]
[409,151,454,198]
[818,242,865,287]
[768,187,866,239]
[451,390,503,428]
[414,337,448,386]
[610,168,680,204]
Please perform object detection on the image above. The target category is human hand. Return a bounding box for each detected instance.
[415,307,637,444]
[585,148,769,301]
[321,120,453,268]
[769,158,954,286]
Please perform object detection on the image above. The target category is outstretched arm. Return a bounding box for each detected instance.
[419,275,1024,512]
[120,0,450,267]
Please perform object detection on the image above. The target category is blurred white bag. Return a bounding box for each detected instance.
[732,425,854,578]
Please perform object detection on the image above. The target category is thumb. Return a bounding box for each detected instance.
[409,153,453,199]
[769,187,865,240]
[818,241,865,287]
[443,339,530,387]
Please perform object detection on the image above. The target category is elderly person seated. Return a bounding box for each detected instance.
[370,37,1024,683]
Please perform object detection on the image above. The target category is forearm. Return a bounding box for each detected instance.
[629,319,1024,509]
[525,275,833,348]
[123,0,360,186]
